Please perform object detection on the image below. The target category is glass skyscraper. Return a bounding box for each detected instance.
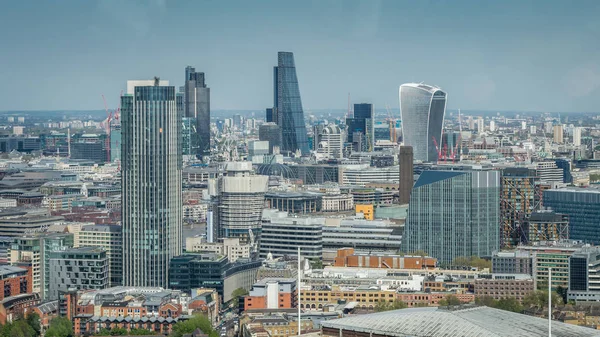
[121,79,182,287]
[184,66,210,159]
[346,103,374,152]
[402,170,500,264]
[399,83,447,162]
[274,52,309,155]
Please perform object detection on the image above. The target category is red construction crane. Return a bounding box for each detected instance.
[114,90,123,121]
[450,134,462,163]
[431,136,443,162]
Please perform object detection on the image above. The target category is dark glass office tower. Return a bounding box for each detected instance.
[274,52,309,155]
[121,79,182,287]
[346,103,374,152]
[184,66,210,158]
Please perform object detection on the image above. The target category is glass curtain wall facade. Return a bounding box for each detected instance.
[275,52,309,155]
[346,103,374,152]
[402,170,500,264]
[399,83,447,162]
[184,66,210,158]
[543,188,600,244]
[121,81,182,287]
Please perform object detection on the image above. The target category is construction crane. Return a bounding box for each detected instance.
[113,90,123,121]
[385,105,397,143]
[102,95,114,135]
[450,134,462,163]
[432,136,444,162]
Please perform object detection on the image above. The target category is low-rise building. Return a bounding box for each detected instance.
[0,265,31,301]
[474,274,535,301]
[73,315,186,335]
[76,224,122,287]
[169,254,261,303]
[244,278,297,311]
[47,247,109,300]
[300,284,474,311]
[333,248,436,270]
[260,210,323,260]
[185,237,251,263]
[568,246,600,303]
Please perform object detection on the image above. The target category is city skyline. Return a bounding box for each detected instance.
[1,1,600,112]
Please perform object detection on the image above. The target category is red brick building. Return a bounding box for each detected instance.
[333,248,437,269]
[0,265,32,301]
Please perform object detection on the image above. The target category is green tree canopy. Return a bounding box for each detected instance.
[230,287,249,308]
[171,315,217,337]
[45,317,73,337]
[374,299,408,312]
[451,256,491,270]
[523,290,563,309]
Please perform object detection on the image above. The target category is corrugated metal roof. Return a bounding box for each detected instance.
[321,306,600,337]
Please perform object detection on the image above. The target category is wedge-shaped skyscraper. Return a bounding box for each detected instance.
[399,83,447,162]
[274,52,309,155]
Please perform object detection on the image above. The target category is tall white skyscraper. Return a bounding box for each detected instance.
[553,124,564,144]
[489,120,496,132]
[399,83,447,162]
[573,127,582,146]
[477,117,485,134]
[121,78,182,287]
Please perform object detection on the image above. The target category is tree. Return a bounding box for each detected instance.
[523,290,563,309]
[374,300,408,312]
[95,328,111,336]
[129,328,155,335]
[230,287,249,309]
[390,299,408,310]
[10,320,36,337]
[45,317,73,337]
[409,250,428,257]
[109,327,127,336]
[310,259,324,269]
[171,315,217,337]
[25,313,41,336]
[474,296,497,307]
[556,285,568,304]
[451,256,491,270]
[495,297,523,313]
[445,295,461,306]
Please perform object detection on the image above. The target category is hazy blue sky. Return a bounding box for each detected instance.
[1,0,599,112]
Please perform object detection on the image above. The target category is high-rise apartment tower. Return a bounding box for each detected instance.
[121,79,182,287]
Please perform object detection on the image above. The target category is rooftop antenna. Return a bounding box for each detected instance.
[154,77,160,86]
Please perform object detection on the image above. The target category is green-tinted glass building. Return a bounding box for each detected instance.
[402,170,500,264]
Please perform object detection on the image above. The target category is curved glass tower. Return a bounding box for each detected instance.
[399,83,447,162]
